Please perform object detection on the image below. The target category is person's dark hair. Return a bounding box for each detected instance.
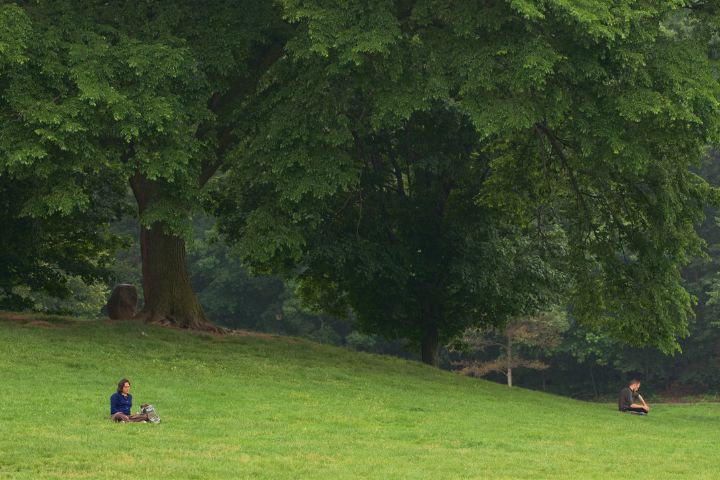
[629,378,641,386]
[117,378,130,394]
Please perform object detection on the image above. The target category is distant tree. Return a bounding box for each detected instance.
[187,219,286,331]
[452,312,568,387]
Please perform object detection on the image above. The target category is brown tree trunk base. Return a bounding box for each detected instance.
[129,173,229,334]
[421,326,440,367]
[134,310,229,334]
[135,221,225,332]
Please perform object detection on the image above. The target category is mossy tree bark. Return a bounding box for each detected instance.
[137,223,209,328]
[131,172,211,329]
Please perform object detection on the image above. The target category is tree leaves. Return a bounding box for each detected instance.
[0,4,30,70]
[217,0,720,356]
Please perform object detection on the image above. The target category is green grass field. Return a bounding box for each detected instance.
[1,313,719,479]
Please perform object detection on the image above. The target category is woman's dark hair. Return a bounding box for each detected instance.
[117,378,130,393]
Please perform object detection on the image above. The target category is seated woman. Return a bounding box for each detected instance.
[110,378,150,422]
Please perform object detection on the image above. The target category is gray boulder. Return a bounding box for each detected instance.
[107,284,138,320]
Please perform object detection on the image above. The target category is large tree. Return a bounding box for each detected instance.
[3,0,719,361]
[218,105,568,366]
[216,0,720,363]
[0,1,289,327]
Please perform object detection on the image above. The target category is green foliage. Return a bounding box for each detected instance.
[11,276,109,318]
[0,1,289,322]
[280,0,401,63]
[0,172,126,311]
[345,330,379,351]
[218,0,720,356]
[220,102,569,357]
[2,0,719,355]
[0,4,30,69]
[0,0,286,239]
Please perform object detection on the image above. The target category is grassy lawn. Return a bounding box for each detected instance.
[1,313,718,479]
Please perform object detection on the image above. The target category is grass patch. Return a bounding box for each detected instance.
[1,315,718,479]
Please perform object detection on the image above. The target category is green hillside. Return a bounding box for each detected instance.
[0,313,718,479]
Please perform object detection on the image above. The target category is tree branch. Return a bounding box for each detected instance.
[196,43,287,187]
[389,149,406,197]
[535,122,593,231]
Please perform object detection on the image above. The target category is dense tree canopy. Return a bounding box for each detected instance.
[0,173,124,310]
[2,1,720,366]
[0,1,288,327]
[218,104,568,365]
[217,0,720,362]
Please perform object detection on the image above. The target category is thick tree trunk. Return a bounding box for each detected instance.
[421,325,440,367]
[130,172,213,330]
[137,223,211,328]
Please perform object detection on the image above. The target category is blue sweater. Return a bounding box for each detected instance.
[110,392,132,415]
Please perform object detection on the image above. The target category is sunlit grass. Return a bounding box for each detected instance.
[1,313,719,479]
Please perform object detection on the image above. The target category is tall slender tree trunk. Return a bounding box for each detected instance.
[130,172,212,329]
[507,337,513,388]
[421,325,440,367]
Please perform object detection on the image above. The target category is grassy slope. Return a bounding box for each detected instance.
[0,314,719,479]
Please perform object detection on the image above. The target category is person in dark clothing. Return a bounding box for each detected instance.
[618,379,650,415]
[110,378,150,423]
